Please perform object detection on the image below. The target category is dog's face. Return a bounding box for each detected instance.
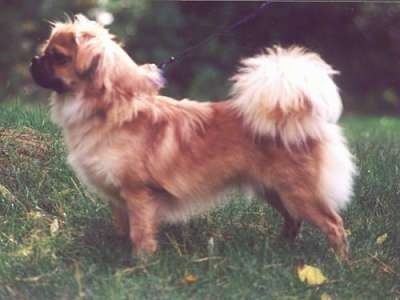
[30,19,104,94]
[30,30,77,93]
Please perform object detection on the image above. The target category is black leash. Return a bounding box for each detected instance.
[158,1,272,70]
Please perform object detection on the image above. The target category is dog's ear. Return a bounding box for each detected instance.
[75,32,102,79]
[72,20,165,96]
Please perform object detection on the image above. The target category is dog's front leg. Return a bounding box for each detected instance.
[121,187,160,257]
[109,200,130,238]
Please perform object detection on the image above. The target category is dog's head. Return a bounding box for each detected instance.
[30,15,164,97]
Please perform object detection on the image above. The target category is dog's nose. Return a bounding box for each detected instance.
[29,55,45,80]
[31,56,40,66]
[30,56,44,74]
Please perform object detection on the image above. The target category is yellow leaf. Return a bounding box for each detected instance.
[183,274,198,284]
[321,292,332,300]
[297,264,327,286]
[27,211,46,220]
[0,183,17,202]
[50,219,59,236]
[376,233,388,245]
[11,245,33,257]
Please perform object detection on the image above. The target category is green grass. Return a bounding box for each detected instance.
[0,101,399,299]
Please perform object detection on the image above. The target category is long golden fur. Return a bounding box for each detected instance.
[30,15,356,258]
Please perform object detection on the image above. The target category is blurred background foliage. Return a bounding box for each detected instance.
[1,1,400,115]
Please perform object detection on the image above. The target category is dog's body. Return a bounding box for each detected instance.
[31,15,356,258]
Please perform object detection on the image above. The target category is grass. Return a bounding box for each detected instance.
[0,101,399,299]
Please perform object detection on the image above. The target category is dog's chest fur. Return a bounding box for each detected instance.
[51,95,142,196]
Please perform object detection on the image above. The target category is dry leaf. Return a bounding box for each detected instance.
[183,274,198,284]
[27,211,46,220]
[0,183,17,202]
[297,264,327,286]
[376,233,388,245]
[320,292,332,300]
[50,219,59,236]
[11,245,33,257]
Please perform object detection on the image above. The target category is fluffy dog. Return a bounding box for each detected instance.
[30,15,356,258]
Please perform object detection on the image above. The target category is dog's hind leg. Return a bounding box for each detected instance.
[261,188,302,241]
[304,204,349,259]
[277,188,349,259]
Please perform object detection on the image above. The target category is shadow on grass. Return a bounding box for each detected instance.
[71,213,329,266]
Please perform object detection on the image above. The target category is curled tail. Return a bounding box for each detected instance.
[231,46,342,148]
[231,46,356,211]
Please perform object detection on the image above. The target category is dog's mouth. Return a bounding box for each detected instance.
[30,56,68,94]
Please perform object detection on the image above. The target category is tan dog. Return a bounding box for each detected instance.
[30,15,356,258]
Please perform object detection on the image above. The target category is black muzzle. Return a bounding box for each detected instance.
[30,56,67,93]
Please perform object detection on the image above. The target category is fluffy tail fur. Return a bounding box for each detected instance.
[231,46,342,147]
[231,46,356,211]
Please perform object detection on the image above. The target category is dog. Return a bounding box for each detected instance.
[30,15,356,259]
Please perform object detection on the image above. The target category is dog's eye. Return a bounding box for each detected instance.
[52,52,69,65]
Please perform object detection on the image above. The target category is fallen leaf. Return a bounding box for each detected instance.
[183,274,198,284]
[0,183,17,202]
[27,211,46,220]
[376,233,388,245]
[11,245,33,257]
[320,292,332,300]
[297,264,327,286]
[50,219,59,236]
[207,237,215,256]
[26,211,52,222]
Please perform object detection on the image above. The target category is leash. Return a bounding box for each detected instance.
[158,1,272,70]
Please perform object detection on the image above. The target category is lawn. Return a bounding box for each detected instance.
[0,101,399,299]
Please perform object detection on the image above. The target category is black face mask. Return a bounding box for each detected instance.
[30,55,68,93]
